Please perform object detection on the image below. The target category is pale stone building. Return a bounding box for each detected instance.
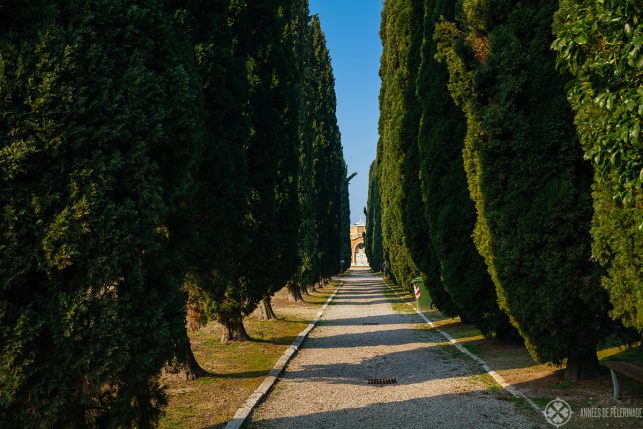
[350,218,369,267]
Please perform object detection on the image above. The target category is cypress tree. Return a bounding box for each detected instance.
[256,0,308,315]
[0,0,201,425]
[435,0,609,378]
[339,166,353,273]
[366,161,384,271]
[416,0,513,336]
[269,0,304,302]
[309,15,345,281]
[164,0,249,367]
[552,0,642,338]
[400,0,462,315]
[378,0,459,318]
[285,5,317,303]
[215,0,302,340]
[401,0,430,285]
[378,0,421,291]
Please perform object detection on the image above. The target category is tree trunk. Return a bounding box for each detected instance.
[256,297,278,320]
[163,325,208,381]
[565,348,600,380]
[300,285,309,297]
[287,282,304,302]
[459,313,472,325]
[220,317,250,343]
[186,299,203,332]
[172,342,208,380]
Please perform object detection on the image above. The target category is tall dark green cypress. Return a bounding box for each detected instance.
[366,161,384,271]
[401,0,431,286]
[309,15,345,280]
[339,164,352,273]
[378,0,420,291]
[397,0,461,315]
[285,4,318,303]
[256,0,307,315]
[378,0,458,317]
[416,0,513,336]
[436,0,609,378]
[270,0,304,299]
[0,0,202,425]
[552,0,642,338]
[164,0,250,366]
[216,0,301,340]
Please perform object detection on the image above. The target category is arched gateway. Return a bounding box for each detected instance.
[350,219,369,267]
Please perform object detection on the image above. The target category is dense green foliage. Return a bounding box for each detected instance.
[0,0,349,424]
[416,0,512,335]
[553,0,642,206]
[435,0,609,378]
[399,0,440,300]
[283,12,348,300]
[339,165,352,272]
[591,178,643,335]
[164,0,250,366]
[292,10,320,292]
[308,16,347,279]
[405,0,461,316]
[0,0,201,425]
[270,0,306,296]
[553,0,642,335]
[377,0,421,291]
[365,161,384,271]
[372,0,460,316]
[208,0,304,338]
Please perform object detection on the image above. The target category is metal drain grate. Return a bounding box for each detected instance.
[367,378,397,385]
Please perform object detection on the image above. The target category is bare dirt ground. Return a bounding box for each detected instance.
[247,269,543,428]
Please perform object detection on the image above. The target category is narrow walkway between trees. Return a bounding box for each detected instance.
[247,269,541,428]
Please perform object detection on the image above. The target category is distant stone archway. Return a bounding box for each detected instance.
[350,222,369,267]
[354,242,367,266]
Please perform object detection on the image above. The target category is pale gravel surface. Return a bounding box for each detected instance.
[247,269,543,429]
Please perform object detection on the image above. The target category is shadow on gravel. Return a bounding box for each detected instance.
[244,393,540,429]
[301,328,439,349]
[329,299,396,306]
[279,346,480,386]
[306,320,532,372]
[319,313,419,326]
[332,291,386,297]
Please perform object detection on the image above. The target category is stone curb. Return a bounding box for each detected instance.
[383,279,543,415]
[224,282,343,429]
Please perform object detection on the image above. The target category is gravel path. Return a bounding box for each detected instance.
[247,269,542,428]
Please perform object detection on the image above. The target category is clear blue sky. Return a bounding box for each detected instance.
[309,0,383,224]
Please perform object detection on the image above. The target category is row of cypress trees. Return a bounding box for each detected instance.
[366,0,641,380]
[0,0,348,426]
[551,0,642,345]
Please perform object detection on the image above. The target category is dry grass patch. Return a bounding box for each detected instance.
[382,281,416,314]
[159,284,338,429]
